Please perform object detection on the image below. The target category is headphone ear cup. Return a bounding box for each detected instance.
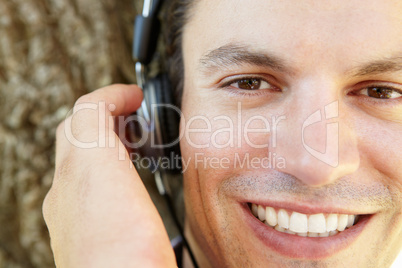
[147,73,182,172]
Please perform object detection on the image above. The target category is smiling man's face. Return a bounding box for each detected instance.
[179,0,402,267]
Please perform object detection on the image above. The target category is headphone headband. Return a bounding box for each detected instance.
[133,0,163,64]
[142,0,163,18]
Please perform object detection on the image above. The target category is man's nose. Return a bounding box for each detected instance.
[270,94,360,187]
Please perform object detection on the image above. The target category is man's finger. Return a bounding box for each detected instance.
[55,84,143,167]
[73,84,143,116]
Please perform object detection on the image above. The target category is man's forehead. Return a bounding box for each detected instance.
[193,0,402,11]
[185,0,402,77]
[187,0,402,38]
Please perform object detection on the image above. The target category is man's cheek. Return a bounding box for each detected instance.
[355,121,402,188]
[181,116,271,166]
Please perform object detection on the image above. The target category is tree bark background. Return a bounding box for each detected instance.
[0,0,150,266]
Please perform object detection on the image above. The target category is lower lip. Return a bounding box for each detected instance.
[241,203,372,259]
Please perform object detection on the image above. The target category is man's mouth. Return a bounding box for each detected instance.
[249,203,360,237]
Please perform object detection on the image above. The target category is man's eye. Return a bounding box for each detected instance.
[359,87,402,99]
[230,78,271,90]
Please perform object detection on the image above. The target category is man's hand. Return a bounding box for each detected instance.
[43,84,176,267]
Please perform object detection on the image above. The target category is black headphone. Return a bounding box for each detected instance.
[132,1,198,267]
[132,0,181,174]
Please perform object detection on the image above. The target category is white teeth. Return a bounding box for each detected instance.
[326,214,338,232]
[251,203,360,237]
[278,209,290,229]
[308,214,326,233]
[289,212,308,233]
[308,232,319,237]
[319,232,330,237]
[337,214,348,231]
[275,225,286,233]
[266,207,278,227]
[329,230,339,236]
[258,205,266,221]
[284,229,296,235]
[251,204,258,217]
[346,215,355,228]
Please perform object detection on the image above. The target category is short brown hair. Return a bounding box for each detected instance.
[164,0,196,107]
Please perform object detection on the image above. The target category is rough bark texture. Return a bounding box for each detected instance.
[0,0,175,267]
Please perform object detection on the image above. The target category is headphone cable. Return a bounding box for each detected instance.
[155,170,198,268]
[162,188,199,268]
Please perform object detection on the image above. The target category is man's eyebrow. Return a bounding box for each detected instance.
[350,56,402,77]
[199,45,402,77]
[198,44,294,75]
